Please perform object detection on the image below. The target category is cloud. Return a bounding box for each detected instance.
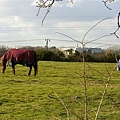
[52,0,83,7]
[0,0,120,48]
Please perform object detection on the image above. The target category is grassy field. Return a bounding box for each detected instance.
[0,61,120,120]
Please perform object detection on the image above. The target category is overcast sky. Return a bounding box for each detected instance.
[0,0,120,48]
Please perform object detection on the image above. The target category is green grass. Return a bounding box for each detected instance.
[0,61,120,120]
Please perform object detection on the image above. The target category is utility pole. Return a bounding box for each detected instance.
[45,39,50,50]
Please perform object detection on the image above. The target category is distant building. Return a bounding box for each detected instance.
[58,47,76,56]
[75,47,102,54]
[58,47,102,56]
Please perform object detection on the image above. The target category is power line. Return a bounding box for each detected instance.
[0,38,120,46]
[0,26,117,32]
[0,38,76,43]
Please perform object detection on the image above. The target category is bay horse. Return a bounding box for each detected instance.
[1,49,38,76]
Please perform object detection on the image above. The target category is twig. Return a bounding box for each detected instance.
[82,17,112,44]
[36,0,55,25]
[51,87,70,120]
[36,7,41,16]
[36,0,49,16]
[110,12,120,38]
[42,6,52,25]
[106,92,120,111]
[55,32,82,44]
[86,63,108,79]
[95,66,116,120]
[102,0,112,10]
[85,34,112,45]
[51,112,61,120]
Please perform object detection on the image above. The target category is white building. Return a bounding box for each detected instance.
[58,47,102,55]
[58,47,76,56]
[75,47,102,54]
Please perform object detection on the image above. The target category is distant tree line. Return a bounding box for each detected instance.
[0,45,120,63]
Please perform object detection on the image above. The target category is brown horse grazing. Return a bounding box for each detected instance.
[1,49,38,76]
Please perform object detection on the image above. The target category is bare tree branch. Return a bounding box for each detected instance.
[55,32,82,44]
[82,17,112,44]
[110,12,120,38]
[86,34,112,45]
[102,0,112,10]
[42,6,52,25]
[106,92,120,111]
[95,66,117,120]
[36,0,55,25]
[102,0,115,10]
[53,89,70,120]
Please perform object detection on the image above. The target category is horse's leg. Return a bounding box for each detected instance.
[33,65,36,76]
[33,63,38,76]
[1,60,7,73]
[28,66,32,76]
[12,64,15,75]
